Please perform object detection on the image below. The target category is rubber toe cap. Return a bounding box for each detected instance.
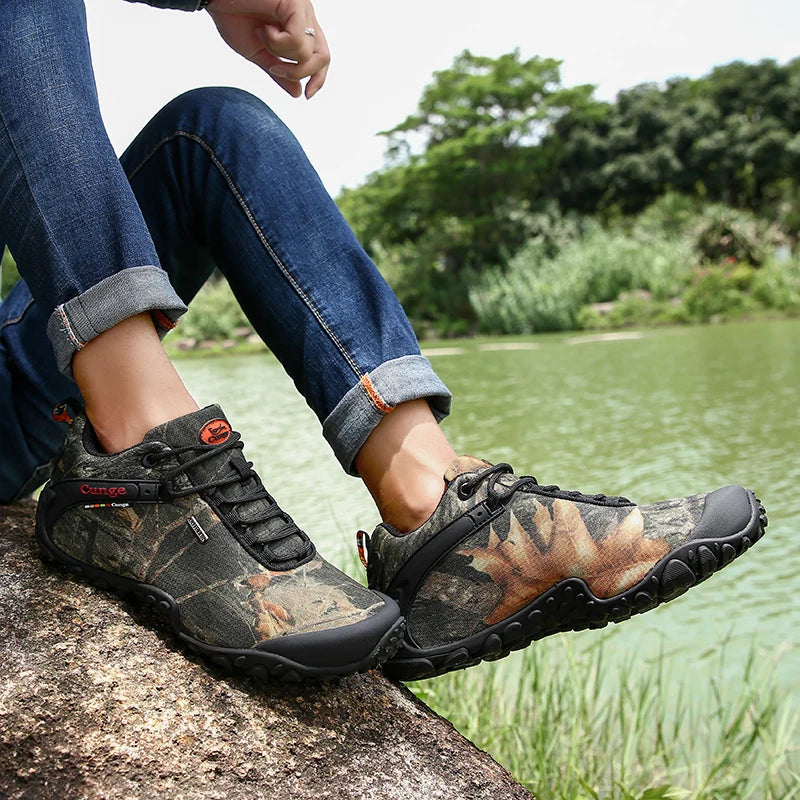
[254,593,402,669]
[689,485,755,542]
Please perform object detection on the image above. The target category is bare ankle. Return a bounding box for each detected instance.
[378,469,445,533]
[87,402,198,454]
[355,399,457,533]
[73,313,199,453]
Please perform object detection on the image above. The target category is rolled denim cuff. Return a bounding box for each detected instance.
[323,355,452,476]
[46,265,187,378]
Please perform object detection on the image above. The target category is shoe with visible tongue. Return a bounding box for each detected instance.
[141,406,311,568]
[35,403,404,682]
[359,455,767,681]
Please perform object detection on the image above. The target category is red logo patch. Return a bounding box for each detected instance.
[80,484,127,498]
[198,419,232,445]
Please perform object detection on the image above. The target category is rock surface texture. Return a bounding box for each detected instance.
[0,502,534,800]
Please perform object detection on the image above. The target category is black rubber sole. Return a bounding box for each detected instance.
[35,514,405,682]
[383,492,767,681]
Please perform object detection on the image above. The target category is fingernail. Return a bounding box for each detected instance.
[269,66,288,78]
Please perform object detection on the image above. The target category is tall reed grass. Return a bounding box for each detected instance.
[408,638,798,800]
[469,226,693,334]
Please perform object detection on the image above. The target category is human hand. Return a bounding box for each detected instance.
[205,0,329,99]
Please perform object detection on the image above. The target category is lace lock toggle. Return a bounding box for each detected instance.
[356,530,370,569]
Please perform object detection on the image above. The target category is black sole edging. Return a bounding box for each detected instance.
[35,514,405,683]
[383,492,768,681]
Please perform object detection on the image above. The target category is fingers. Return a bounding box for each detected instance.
[257,17,329,99]
[256,29,321,79]
[247,43,304,97]
[265,50,326,83]
[260,20,315,65]
[260,17,329,71]
[304,61,328,100]
[207,0,330,100]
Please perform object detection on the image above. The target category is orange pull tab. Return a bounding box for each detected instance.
[52,401,74,424]
[356,530,370,569]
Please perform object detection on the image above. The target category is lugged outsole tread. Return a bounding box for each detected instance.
[385,494,767,681]
[35,517,405,683]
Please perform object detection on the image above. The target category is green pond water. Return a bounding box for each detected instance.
[175,318,800,704]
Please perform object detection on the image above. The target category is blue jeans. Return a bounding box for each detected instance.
[0,0,450,503]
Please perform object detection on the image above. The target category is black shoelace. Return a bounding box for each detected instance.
[457,463,630,506]
[143,432,313,563]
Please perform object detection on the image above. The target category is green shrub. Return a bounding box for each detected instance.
[371,232,480,337]
[411,640,798,800]
[727,262,757,291]
[690,205,785,266]
[681,266,757,321]
[470,225,694,334]
[577,293,687,330]
[472,257,587,334]
[176,277,249,341]
[633,191,700,238]
[752,253,800,311]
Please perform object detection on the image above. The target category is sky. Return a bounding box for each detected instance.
[85,0,800,196]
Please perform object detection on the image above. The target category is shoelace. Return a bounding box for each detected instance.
[458,463,630,506]
[143,432,313,564]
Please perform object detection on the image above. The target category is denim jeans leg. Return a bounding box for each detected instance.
[0,0,186,377]
[0,85,452,501]
[121,88,452,473]
[0,280,76,503]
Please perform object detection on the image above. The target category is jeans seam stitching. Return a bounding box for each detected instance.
[56,303,85,350]
[127,130,393,412]
[0,296,35,331]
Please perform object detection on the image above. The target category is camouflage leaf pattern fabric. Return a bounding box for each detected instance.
[48,409,384,649]
[368,456,708,649]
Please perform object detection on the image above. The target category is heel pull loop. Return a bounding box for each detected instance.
[52,397,83,424]
[356,530,370,569]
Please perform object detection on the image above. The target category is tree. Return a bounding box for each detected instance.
[545,58,800,214]
[338,53,800,331]
[338,50,593,329]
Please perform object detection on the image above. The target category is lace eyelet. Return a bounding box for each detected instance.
[141,452,159,468]
[457,481,475,500]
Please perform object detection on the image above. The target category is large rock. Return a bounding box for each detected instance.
[0,502,534,800]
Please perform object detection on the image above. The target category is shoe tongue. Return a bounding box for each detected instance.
[143,405,307,563]
[143,405,233,450]
[444,455,493,483]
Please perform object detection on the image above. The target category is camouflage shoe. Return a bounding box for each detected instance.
[359,456,767,681]
[35,404,404,682]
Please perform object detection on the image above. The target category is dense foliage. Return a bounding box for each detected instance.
[338,53,800,334]
[471,197,800,333]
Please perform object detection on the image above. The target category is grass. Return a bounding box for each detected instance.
[469,224,694,334]
[406,638,799,800]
